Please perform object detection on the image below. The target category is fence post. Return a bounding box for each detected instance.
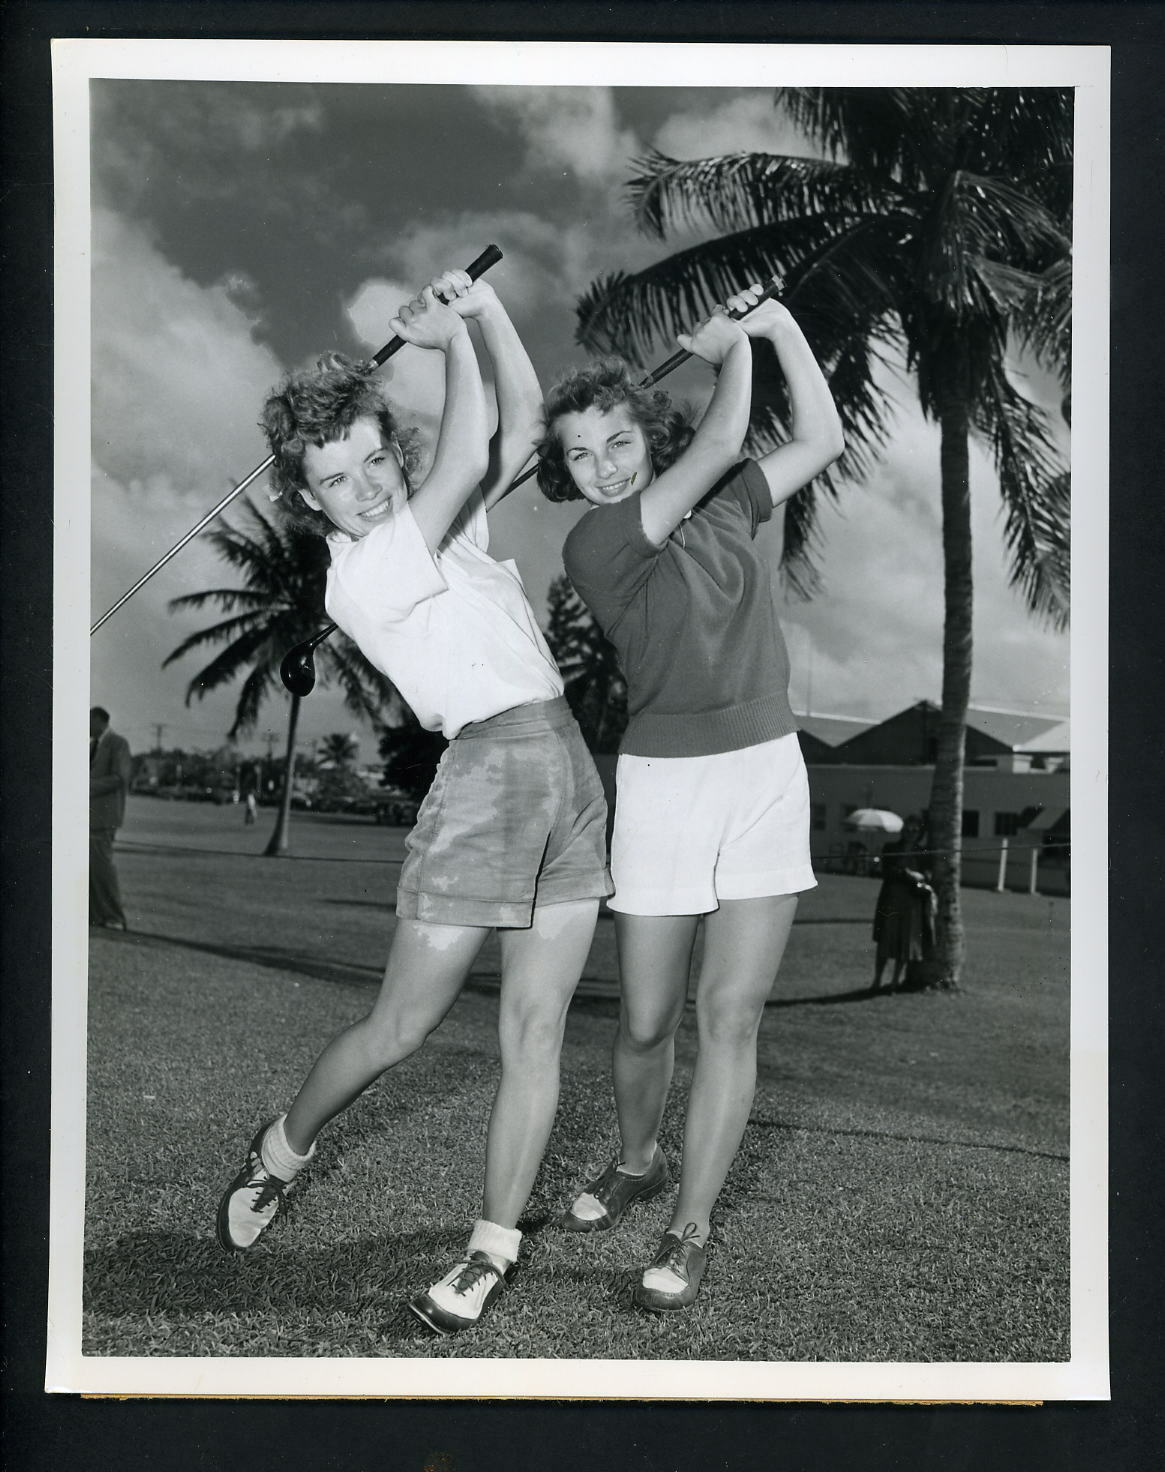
[995,837,1008,892]
[1028,845,1039,896]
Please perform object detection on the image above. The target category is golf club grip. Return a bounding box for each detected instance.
[369,245,504,367]
[640,273,784,387]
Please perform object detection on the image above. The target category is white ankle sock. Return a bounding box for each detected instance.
[468,1218,521,1268]
[260,1115,316,1180]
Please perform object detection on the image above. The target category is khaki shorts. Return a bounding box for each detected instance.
[609,732,816,916]
[396,697,613,928]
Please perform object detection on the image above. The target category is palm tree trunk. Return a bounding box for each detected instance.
[926,390,973,990]
[264,694,301,857]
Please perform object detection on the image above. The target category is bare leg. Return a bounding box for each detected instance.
[282,919,490,1154]
[611,913,700,1172]
[478,899,599,1231]
[667,894,798,1243]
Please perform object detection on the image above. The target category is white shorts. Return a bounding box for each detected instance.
[609,732,817,916]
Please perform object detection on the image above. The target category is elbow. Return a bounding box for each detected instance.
[812,418,845,474]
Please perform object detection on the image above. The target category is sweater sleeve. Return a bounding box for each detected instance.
[718,459,773,537]
[562,493,660,636]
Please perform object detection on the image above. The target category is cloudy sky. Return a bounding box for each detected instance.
[84,69,1072,762]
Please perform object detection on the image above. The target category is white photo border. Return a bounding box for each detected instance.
[51,37,1110,1401]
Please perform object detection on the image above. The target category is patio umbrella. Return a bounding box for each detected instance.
[844,808,904,835]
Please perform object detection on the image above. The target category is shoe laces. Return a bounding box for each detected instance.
[448,1253,501,1298]
[245,1156,286,1214]
[655,1222,702,1272]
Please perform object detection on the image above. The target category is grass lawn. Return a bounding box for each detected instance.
[81,798,1070,1362]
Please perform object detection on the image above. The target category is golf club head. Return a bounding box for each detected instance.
[279,622,337,697]
[280,644,318,697]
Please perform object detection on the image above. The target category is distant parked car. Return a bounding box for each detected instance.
[177,784,214,802]
[375,795,419,826]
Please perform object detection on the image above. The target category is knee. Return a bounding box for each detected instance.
[358,1009,434,1068]
[499,1003,568,1066]
[619,1002,682,1054]
[697,996,765,1049]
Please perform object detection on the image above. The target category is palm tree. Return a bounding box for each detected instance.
[163,498,399,855]
[319,732,359,767]
[573,88,1071,990]
[544,574,628,753]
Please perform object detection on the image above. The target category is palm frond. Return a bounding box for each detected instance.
[163,496,358,740]
[972,361,1069,627]
[576,216,871,363]
[179,623,277,705]
[776,89,925,180]
[777,483,824,599]
[161,610,274,667]
[627,148,891,241]
[984,254,1072,387]
[965,89,1074,205]
[949,171,1068,267]
[319,634,402,727]
[167,586,275,616]
[227,661,283,739]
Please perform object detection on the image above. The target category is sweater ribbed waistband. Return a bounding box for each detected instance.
[620,693,798,759]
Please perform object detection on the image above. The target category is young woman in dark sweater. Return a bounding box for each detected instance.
[537,287,844,1311]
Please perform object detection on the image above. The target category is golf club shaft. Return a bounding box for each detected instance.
[90,245,504,636]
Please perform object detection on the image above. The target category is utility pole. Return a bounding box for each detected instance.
[152,723,166,755]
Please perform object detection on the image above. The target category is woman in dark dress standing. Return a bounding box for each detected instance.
[871,815,935,991]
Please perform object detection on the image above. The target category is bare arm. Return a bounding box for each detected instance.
[432,271,543,510]
[638,313,754,547]
[729,288,845,507]
[389,285,490,552]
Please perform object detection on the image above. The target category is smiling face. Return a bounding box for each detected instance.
[299,416,407,538]
[556,405,655,507]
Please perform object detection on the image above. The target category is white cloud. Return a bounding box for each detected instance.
[469,86,641,185]
[88,209,371,755]
[92,208,284,504]
[653,91,811,160]
[344,275,447,435]
[776,408,1069,722]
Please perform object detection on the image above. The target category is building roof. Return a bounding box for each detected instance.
[794,701,1069,758]
[1013,718,1072,753]
[794,712,875,747]
[966,704,1069,750]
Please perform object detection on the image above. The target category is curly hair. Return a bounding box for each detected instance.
[260,353,422,534]
[535,357,695,503]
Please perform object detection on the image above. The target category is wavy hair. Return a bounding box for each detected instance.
[260,353,422,534]
[536,357,695,504]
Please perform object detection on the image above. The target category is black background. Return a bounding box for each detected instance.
[3,3,1161,1468]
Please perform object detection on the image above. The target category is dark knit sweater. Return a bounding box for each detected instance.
[563,459,799,758]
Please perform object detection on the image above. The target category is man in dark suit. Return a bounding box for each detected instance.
[90,706,133,929]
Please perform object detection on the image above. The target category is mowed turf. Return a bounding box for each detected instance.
[82,798,1070,1361]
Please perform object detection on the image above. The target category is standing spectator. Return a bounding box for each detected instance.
[871,816,935,991]
[244,790,258,826]
[89,706,132,929]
